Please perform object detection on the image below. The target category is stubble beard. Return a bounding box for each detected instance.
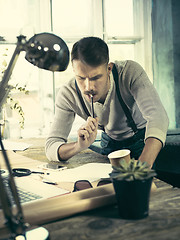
[98,74,110,104]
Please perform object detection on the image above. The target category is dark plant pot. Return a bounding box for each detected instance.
[111,177,153,220]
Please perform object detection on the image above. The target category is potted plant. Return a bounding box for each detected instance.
[0,47,29,138]
[109,158,156,220]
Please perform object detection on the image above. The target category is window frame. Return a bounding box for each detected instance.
[0,0,153,138]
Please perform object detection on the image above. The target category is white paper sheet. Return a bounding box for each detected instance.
[0,140,31,151]
[14,177,69,198]
[39,163,113,183]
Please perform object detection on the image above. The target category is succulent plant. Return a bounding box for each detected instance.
[109,158,156,181]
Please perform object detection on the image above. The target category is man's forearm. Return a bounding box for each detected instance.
[58,142,82,161]
[138,137,163,168]
[58,117,98,161]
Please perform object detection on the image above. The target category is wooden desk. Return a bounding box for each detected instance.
[0,138,180,240]
[43,186,180,240]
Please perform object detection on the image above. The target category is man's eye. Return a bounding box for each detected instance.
[78,77,85,80]
[90,75,103,81]
[91,77,99,81]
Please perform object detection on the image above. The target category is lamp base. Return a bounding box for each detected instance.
[0,226,49,240]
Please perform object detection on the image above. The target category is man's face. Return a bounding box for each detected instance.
[72,60,112,103]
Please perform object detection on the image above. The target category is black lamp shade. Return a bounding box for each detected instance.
[25,32,69,72]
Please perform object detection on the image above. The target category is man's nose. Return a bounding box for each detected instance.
[84,78,93,91]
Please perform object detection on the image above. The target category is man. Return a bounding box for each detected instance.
[45,37,169,170]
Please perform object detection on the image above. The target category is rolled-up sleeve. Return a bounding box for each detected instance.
[45,86,76,161]
[127,61,169,146]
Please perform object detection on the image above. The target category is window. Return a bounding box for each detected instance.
[105,0,134,36]
[104,0,135,61]
[52,0,93,38]
[0,0,152,139]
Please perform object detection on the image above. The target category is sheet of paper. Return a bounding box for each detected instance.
[0,140,31,151]
[14,177,69,198]
[40,163,113,183]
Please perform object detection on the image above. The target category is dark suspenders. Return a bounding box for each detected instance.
[112,64,138,134]
[75,64,138,134]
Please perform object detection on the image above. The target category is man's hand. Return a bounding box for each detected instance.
[138,137,162,168]
[77,116,98,151]
[58,117,98,161]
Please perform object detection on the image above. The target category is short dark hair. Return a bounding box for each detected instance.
[71,37,109,67]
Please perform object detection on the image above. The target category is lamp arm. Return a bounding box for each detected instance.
[0,32,67,239]
[0,35,27,111]
[0,132,27,237]
[0,35,29,238]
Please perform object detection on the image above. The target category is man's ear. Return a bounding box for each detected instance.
[107,62,114,74]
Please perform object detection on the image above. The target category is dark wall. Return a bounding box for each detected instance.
[152,0,180,129]
[172,0,180,127]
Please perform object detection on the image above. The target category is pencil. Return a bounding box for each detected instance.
[91,94,95,118]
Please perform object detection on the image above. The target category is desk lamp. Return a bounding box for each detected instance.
[0,32,69,239]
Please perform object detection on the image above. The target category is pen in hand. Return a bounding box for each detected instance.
[91,94,95,118]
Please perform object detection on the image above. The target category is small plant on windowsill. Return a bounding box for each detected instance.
[0,48,29,138]
[6,84,29,128]
[109,158,156,220]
